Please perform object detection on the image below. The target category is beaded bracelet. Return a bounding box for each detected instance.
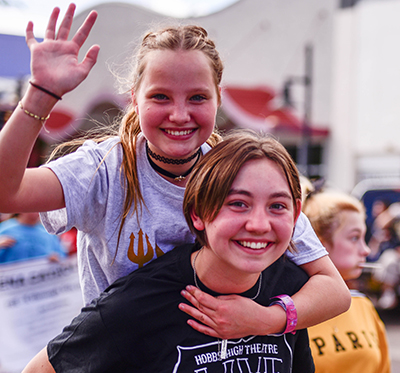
[18,101,50,133]
[18,101,50,121]
[269,294,297,335]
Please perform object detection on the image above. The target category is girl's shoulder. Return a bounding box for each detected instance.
[81,136,121,153]
[64,136,123,165]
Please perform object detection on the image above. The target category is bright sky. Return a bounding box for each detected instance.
[0,0,238,36]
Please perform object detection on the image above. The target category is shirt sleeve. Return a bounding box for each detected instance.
[47,300,127,372]
[40,138,121,235]
[286,211,328,265]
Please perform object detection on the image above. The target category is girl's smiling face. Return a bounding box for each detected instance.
[133,49,220,159]
[191,158,301,293]
[326,210,370,282]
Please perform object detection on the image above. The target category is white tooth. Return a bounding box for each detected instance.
[166,129,193,136]
[240,241,267,249]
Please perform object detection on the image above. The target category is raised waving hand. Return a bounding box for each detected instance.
[26,3,100,98]
[0,4,99,214]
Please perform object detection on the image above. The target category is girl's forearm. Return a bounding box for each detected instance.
[294,255,351,329]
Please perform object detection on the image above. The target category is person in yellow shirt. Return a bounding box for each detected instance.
[303,187,391,373]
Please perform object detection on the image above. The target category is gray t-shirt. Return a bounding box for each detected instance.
[41,134,327,304]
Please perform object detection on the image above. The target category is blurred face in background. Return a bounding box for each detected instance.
[326,210,370,282]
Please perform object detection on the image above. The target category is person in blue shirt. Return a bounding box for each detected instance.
[0,212,66,263]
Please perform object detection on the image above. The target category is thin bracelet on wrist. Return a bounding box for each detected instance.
[29,81,62,101]
[269,294,297,335]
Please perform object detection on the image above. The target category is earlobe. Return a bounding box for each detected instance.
[190,208,205,231]
[218,86,222,107]
[131,91,139,114]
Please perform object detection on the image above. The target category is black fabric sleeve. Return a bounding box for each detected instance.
[47,301,128,372]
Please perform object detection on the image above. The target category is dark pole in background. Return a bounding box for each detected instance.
[283,43,313,177]
[298,44,313,177]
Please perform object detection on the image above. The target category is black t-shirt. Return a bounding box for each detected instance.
[48,243,314,372]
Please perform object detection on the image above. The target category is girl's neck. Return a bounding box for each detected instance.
[146,141,201,185]
[191,248,261,295]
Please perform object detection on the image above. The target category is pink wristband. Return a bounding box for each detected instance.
[269,294,297,335]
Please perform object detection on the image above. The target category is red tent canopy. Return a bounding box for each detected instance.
[221,86,329,137]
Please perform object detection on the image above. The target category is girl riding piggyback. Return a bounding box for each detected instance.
[0,3,349,339]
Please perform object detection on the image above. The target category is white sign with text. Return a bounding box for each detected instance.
[0,256,83,373]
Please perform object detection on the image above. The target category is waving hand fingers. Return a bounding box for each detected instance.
[25,4,99,98]
[55,4,74,40]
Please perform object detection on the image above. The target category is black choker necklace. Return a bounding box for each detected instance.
[146,141,201,165]
[146,143,201,182]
